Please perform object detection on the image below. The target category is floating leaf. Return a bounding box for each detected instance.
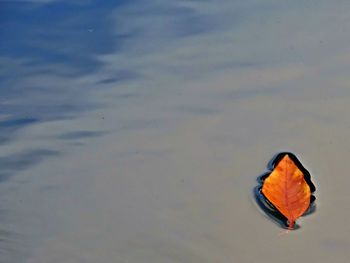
[255,152,316,229]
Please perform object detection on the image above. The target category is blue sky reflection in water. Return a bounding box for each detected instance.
[1,1,131,261]
[1,0,350,262]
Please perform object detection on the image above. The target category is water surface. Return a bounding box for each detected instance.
[1,0,350,262]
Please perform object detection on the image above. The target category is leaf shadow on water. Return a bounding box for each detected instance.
[253,152,317,230]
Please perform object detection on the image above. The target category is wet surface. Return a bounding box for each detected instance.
[2,0,350,262]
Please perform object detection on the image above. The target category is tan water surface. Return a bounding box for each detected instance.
[1,0,350,262]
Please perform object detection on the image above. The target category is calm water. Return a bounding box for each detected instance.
[1,1,350,262]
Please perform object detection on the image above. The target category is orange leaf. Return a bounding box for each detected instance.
[261,154,313,229]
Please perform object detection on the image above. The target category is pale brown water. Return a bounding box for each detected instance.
[1,1,350,262]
